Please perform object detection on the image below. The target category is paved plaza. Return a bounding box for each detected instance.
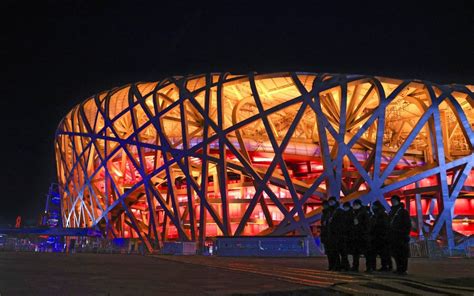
[0,252,473,295]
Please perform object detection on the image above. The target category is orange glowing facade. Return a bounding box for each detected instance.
[55,72,474,252]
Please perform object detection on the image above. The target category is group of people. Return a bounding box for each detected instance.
[320,195,411,275]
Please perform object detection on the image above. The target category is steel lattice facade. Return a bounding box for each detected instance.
[55,72,474,252]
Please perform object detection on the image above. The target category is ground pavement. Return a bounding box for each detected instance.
[152,255,474,295]
[0,252,473,295]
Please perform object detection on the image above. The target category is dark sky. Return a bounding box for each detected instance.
[0,1,473,225]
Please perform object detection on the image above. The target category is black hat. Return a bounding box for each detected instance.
[343,202,351,208]
[328,196,337,202]
[391,195,401,202]
[353,199,363,206]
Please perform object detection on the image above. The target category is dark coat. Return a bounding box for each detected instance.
[388,203,411,244]
[351,206,370,253]
[320,208,331,245]
[338,209,354,241]
[326,204,344,249]
[369,208,389,247]
[325,206,352,253]
[352,207,370,237]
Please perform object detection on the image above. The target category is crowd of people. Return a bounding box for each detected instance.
[320,195,412,275]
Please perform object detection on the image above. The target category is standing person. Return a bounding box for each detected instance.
[366,204,376,271]
[388,195,411,275]
[350,199,370,272]
[325,196,341,271]
[368,200,391,271]
[329,203,352,271]
[320,200,331,264]
[338,201,353,271]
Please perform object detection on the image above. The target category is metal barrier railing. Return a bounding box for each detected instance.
[409,238,473,258]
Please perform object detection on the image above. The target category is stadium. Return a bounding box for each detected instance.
[55,72,474,253]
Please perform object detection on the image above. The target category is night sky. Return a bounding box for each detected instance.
[1,1,473,225]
